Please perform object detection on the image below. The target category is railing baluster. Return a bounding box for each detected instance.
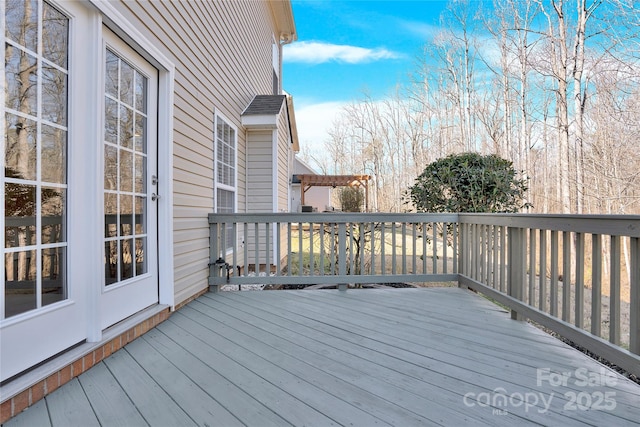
[423,223,428,275]
[473,224,480,281]
[630,236,639,354]
[508,227,526,320]
[539,229,547,312]
[265,222,271,276]
[276,223,281,276]
[370,222,376,275]
[492,225,498,289]
[330,223,336,275]
[254,223,259,275]
[309,222,314,276]
[562,231,572,323]
[381,222,386,275]
[529,228,536,306]
[244,223,249,276]
[452,222,458,274]
[591,234,602,337]
[298,222,303,276]
[443,223,448,275]
[360,223,366,275]
[575,232,585,329]
[232,222,238,278]
[287,223,292,277]
[402,223,407,275]
[500,226,507,292]
[550,230,559,317]
[391,222,397,275]
[349,222,354,275]
[433,222,438,275]
[338,223,347,290]
[319,223,325,276]
[610,235,621,345]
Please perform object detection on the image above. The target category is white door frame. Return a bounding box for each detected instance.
[1,0,175,380]
[87,1,175,341]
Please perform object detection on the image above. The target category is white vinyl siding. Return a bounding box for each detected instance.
[277,110,291,212]
[106,0,281,305]
[246,130,274,212]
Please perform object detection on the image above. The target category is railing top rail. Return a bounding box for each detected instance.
[458,213,640,237]
[208,212,459,224]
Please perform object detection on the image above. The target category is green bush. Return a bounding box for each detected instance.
[408,152,530,213]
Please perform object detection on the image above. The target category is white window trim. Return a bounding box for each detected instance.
[213,110,238,214]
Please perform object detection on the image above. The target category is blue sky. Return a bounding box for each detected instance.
[283,1,449,156]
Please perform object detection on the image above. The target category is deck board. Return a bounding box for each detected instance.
[77,362,147,427]
[5,287,640,426]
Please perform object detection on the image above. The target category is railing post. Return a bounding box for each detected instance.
[208,220,221,293]
[508,227,526,321]
[338,223,347,291]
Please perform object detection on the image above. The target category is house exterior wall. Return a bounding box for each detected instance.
[110,1,281,305]
[277,109,292,213]
[247,130,275,212]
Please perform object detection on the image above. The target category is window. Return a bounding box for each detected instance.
[214,114,236,252]
[3,0,69,318]
[103,47,150,286]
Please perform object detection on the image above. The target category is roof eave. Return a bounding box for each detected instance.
[269,0,297,43]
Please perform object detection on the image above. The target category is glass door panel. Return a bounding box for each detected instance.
[103,49,149,286]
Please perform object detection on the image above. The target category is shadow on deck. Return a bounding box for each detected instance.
[5,287,640,426]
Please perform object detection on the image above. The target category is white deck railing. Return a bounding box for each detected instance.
[209,212,640,377]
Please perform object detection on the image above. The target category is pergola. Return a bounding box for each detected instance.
[295,174,371,212]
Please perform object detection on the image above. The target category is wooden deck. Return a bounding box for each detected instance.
[5,287,640,426]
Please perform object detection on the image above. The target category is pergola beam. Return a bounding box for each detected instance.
[297,174,371,212]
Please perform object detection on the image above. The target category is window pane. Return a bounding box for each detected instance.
[41,124,67,183]
[42,247,65,306]
[104,145,118,190]
[41,186,65,244]
[4,249,37,318]
[121,239,133,280]
[119,60,134,106]
[120,194,133,236]
[5,0,38,51]
[135,154,145,194]
[104,193,117,238]
[105,50,119,98]
[5,45,37,117]
[135,237,146,276]
[119,105,133,148]
[105,241,118,285]
[42,2,68,68]
[135,72,147,113]
[5,113,37,180]
[119,149,133,192]
[5,183,36,248]
[135,196,146,234]
[42,64,67,125]
[105,97,118,144]
[134,114,146,153]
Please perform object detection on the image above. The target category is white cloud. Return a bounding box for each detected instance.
[284,41,401,64]
[401,21,441,40]
[295,101,347,152]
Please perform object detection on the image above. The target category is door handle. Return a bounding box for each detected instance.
[151,193,160,201]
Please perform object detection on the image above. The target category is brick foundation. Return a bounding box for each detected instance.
[0,308,171,424]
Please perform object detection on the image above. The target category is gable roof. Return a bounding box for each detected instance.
[241,95,299,151]
[242,95,286,116]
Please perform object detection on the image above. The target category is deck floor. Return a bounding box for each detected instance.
[5,287,640,426]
